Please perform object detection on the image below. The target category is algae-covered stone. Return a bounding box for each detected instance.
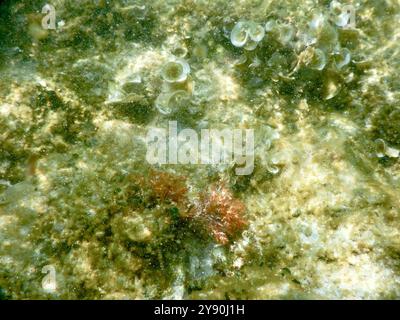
[1,0,400,300]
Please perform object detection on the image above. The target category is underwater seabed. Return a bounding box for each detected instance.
[1,0,400,299]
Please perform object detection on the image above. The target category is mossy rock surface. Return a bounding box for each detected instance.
[1,0,400,299]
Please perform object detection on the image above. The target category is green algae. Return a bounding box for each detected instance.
[0,0,400,300]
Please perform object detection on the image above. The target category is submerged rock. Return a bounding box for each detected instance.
[1,0,400,301]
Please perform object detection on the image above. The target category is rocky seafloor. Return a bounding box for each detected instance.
[1,0,400,299]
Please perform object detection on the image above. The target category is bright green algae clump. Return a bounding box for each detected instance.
[1,0,400,299]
